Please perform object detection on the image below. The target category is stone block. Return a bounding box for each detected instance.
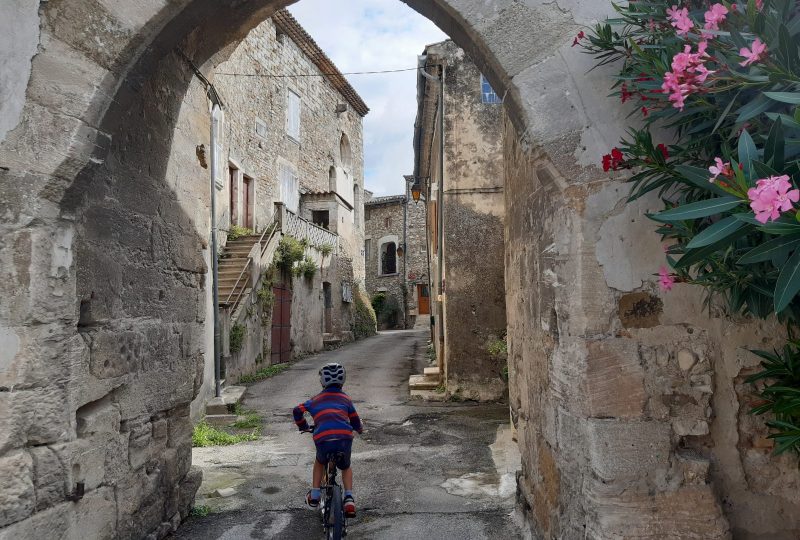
[52,440,107,492]
[0,450,34,528]
[30,447,67,511]
[177,467,203,520]
[673,418,709,437]
[76,395,120,437]
[584,340,646,419]
[677,348,697,371]
[588,485,729,539]
[587,419,671,482]
[88,329,145,379]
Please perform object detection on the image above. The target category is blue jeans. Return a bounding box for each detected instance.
[315,438,352,470]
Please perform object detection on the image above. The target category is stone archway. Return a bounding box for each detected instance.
[2,1,796,539]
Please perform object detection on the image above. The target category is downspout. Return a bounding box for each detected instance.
[403,182,409,328]
[210,104,223,399]
[435,65,445,349]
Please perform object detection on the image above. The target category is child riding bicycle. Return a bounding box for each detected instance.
[293,362,363,518]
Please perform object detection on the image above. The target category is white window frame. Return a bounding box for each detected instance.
[377,234,399,277]
[279,162,299,213]
[286,89,301,142]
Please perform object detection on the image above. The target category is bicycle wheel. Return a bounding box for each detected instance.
[327,485,344,540]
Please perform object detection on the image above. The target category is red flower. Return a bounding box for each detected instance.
[641,106,650,117]
[621,83,634,103]
[602,148,626,172]
[572,31,585,47]
[657,143,669,159]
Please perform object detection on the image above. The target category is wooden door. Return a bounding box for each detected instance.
[243,175,253,229]
[417,284,430,315]
[229,166,239,226]
[271,284,292,363]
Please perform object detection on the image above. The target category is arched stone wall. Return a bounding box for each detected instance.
[0,1,798,539]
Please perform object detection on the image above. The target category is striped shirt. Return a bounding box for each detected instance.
[292,386,363,442]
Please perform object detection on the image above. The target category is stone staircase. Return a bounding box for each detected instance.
[409,366,444,400]
[218,235,261,309]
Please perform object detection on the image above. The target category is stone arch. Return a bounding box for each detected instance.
[339,132,353,171]
[2,1,786,539]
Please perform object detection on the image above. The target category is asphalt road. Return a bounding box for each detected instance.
[171,329,524,540]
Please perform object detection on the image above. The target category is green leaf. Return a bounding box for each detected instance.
[739,236,800,264]
[774,246,800,312]
[674,226,754,269]
[764,92,800,105]
[652,197,744,222]
[739,130,758,177]
[736,93,773,123]
[766,112,800,130]
[765,117,785,170]
[673,165,730,196]
[687,216,746,248]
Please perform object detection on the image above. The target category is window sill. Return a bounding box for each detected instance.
[378,273,400,277]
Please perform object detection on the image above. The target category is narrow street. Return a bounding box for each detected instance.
[171,329,523,539]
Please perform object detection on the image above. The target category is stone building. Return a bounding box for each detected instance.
[409,41,507,402]
[364,188,428,329]
[3,1,800,538]
[192,11,369,411]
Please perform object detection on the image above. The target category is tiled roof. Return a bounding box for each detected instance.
[273,10,369,117]
[365,195,406,206]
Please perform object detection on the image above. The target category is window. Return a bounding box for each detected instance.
[480,74,502,104]
[364,239,370,261]
[381,242,397,275]
[384,217,391,228]
[340,133,352,170]
[255,117,268,139]
[287,90,301,140]
[312,210,330,230]
[279,163,299,213]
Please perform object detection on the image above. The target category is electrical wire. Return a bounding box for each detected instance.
[215,66,423,78]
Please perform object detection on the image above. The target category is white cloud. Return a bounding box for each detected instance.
[289,0,447,196]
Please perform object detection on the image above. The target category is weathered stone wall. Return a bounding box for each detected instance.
[364,197,407,328]
[417,41,507,401]
[2,0,799,538]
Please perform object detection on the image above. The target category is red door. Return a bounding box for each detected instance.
[417,284,430,315]
[271,285,292,364]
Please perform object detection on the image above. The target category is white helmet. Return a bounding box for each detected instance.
[319,362,346,388]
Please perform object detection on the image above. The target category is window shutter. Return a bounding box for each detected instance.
[287,90,301,140]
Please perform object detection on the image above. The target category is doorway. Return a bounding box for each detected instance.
[323,282,333,333]
[417,283,430,315]
[271,284,292,364]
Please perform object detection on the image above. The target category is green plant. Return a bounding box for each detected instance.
[229,322,246,353]
[352,284,378,339]
[319,243,334,257]
[238,362,289,384]
[435,383,446,394]
[581,0,800,458]
[487,337,508,358]
[276,236,306,273]
[191,421,258,447]
[747,339,800,455]
[190,505,211,517]
[371,292,402,328]
[227,224,253,241]
[581,1,800,320]
[231,409,262,430]
[293,255,317,279]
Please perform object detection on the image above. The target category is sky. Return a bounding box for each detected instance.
[289,0,447,197]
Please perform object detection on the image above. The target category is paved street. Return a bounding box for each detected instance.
[171,329,523,539]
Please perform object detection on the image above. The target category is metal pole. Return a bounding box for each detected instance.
[210,104,222,398]
[403,179,409,328]
[436,65,445,348]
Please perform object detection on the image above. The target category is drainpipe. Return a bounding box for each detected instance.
[210,104,223,399]
[403,179,409,328]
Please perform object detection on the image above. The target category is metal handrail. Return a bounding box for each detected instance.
[224,255,251,307]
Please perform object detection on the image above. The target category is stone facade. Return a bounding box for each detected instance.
[2,0,800,538]
[189,12,367,409]
[413,41,507,401]
[364,191,428,329]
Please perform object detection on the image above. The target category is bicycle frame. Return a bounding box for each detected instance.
[301,426,347,539]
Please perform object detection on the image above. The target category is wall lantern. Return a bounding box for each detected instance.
[396,244,405,257]
[411,184,422,202]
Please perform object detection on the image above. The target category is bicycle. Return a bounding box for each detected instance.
[301,426,348,540]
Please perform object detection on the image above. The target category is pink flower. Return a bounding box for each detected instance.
[667,5,694,36]
[747,175,799,223]
[756,0,764,10]
[708,157,733,182]
[740,38,768,67]
[661,42,715,110]
[659,266,676,292]
[702,3,728,36]
[572,31,585,47]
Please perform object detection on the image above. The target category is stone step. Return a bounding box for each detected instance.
[205,385,247,415]
[204,414,237,427]
[409,374,439,390]
[423,366,440,376]
[410,389,447,401]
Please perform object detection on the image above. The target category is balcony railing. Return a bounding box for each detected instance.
[275,202,339,250]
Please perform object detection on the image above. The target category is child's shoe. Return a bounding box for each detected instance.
[343,495,356,518]
[306,490,320,508]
